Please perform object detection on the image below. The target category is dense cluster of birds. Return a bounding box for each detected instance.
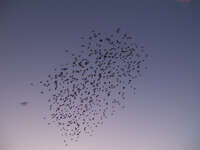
[33,28,149,147]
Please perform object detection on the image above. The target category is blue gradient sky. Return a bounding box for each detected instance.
[0,0,200,150]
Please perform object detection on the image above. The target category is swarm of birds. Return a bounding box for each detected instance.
[33,28,149,147]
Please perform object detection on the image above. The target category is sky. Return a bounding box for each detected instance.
[0,0,200,150]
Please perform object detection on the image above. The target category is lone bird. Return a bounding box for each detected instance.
[20,101,29,106]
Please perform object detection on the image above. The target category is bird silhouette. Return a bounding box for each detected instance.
[20,101,29,106]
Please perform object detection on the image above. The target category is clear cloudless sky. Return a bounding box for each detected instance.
[0,0,200,150]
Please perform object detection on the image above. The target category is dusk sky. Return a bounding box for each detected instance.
[0,0,200,150]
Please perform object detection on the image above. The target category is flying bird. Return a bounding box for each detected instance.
[20,101,29,106]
